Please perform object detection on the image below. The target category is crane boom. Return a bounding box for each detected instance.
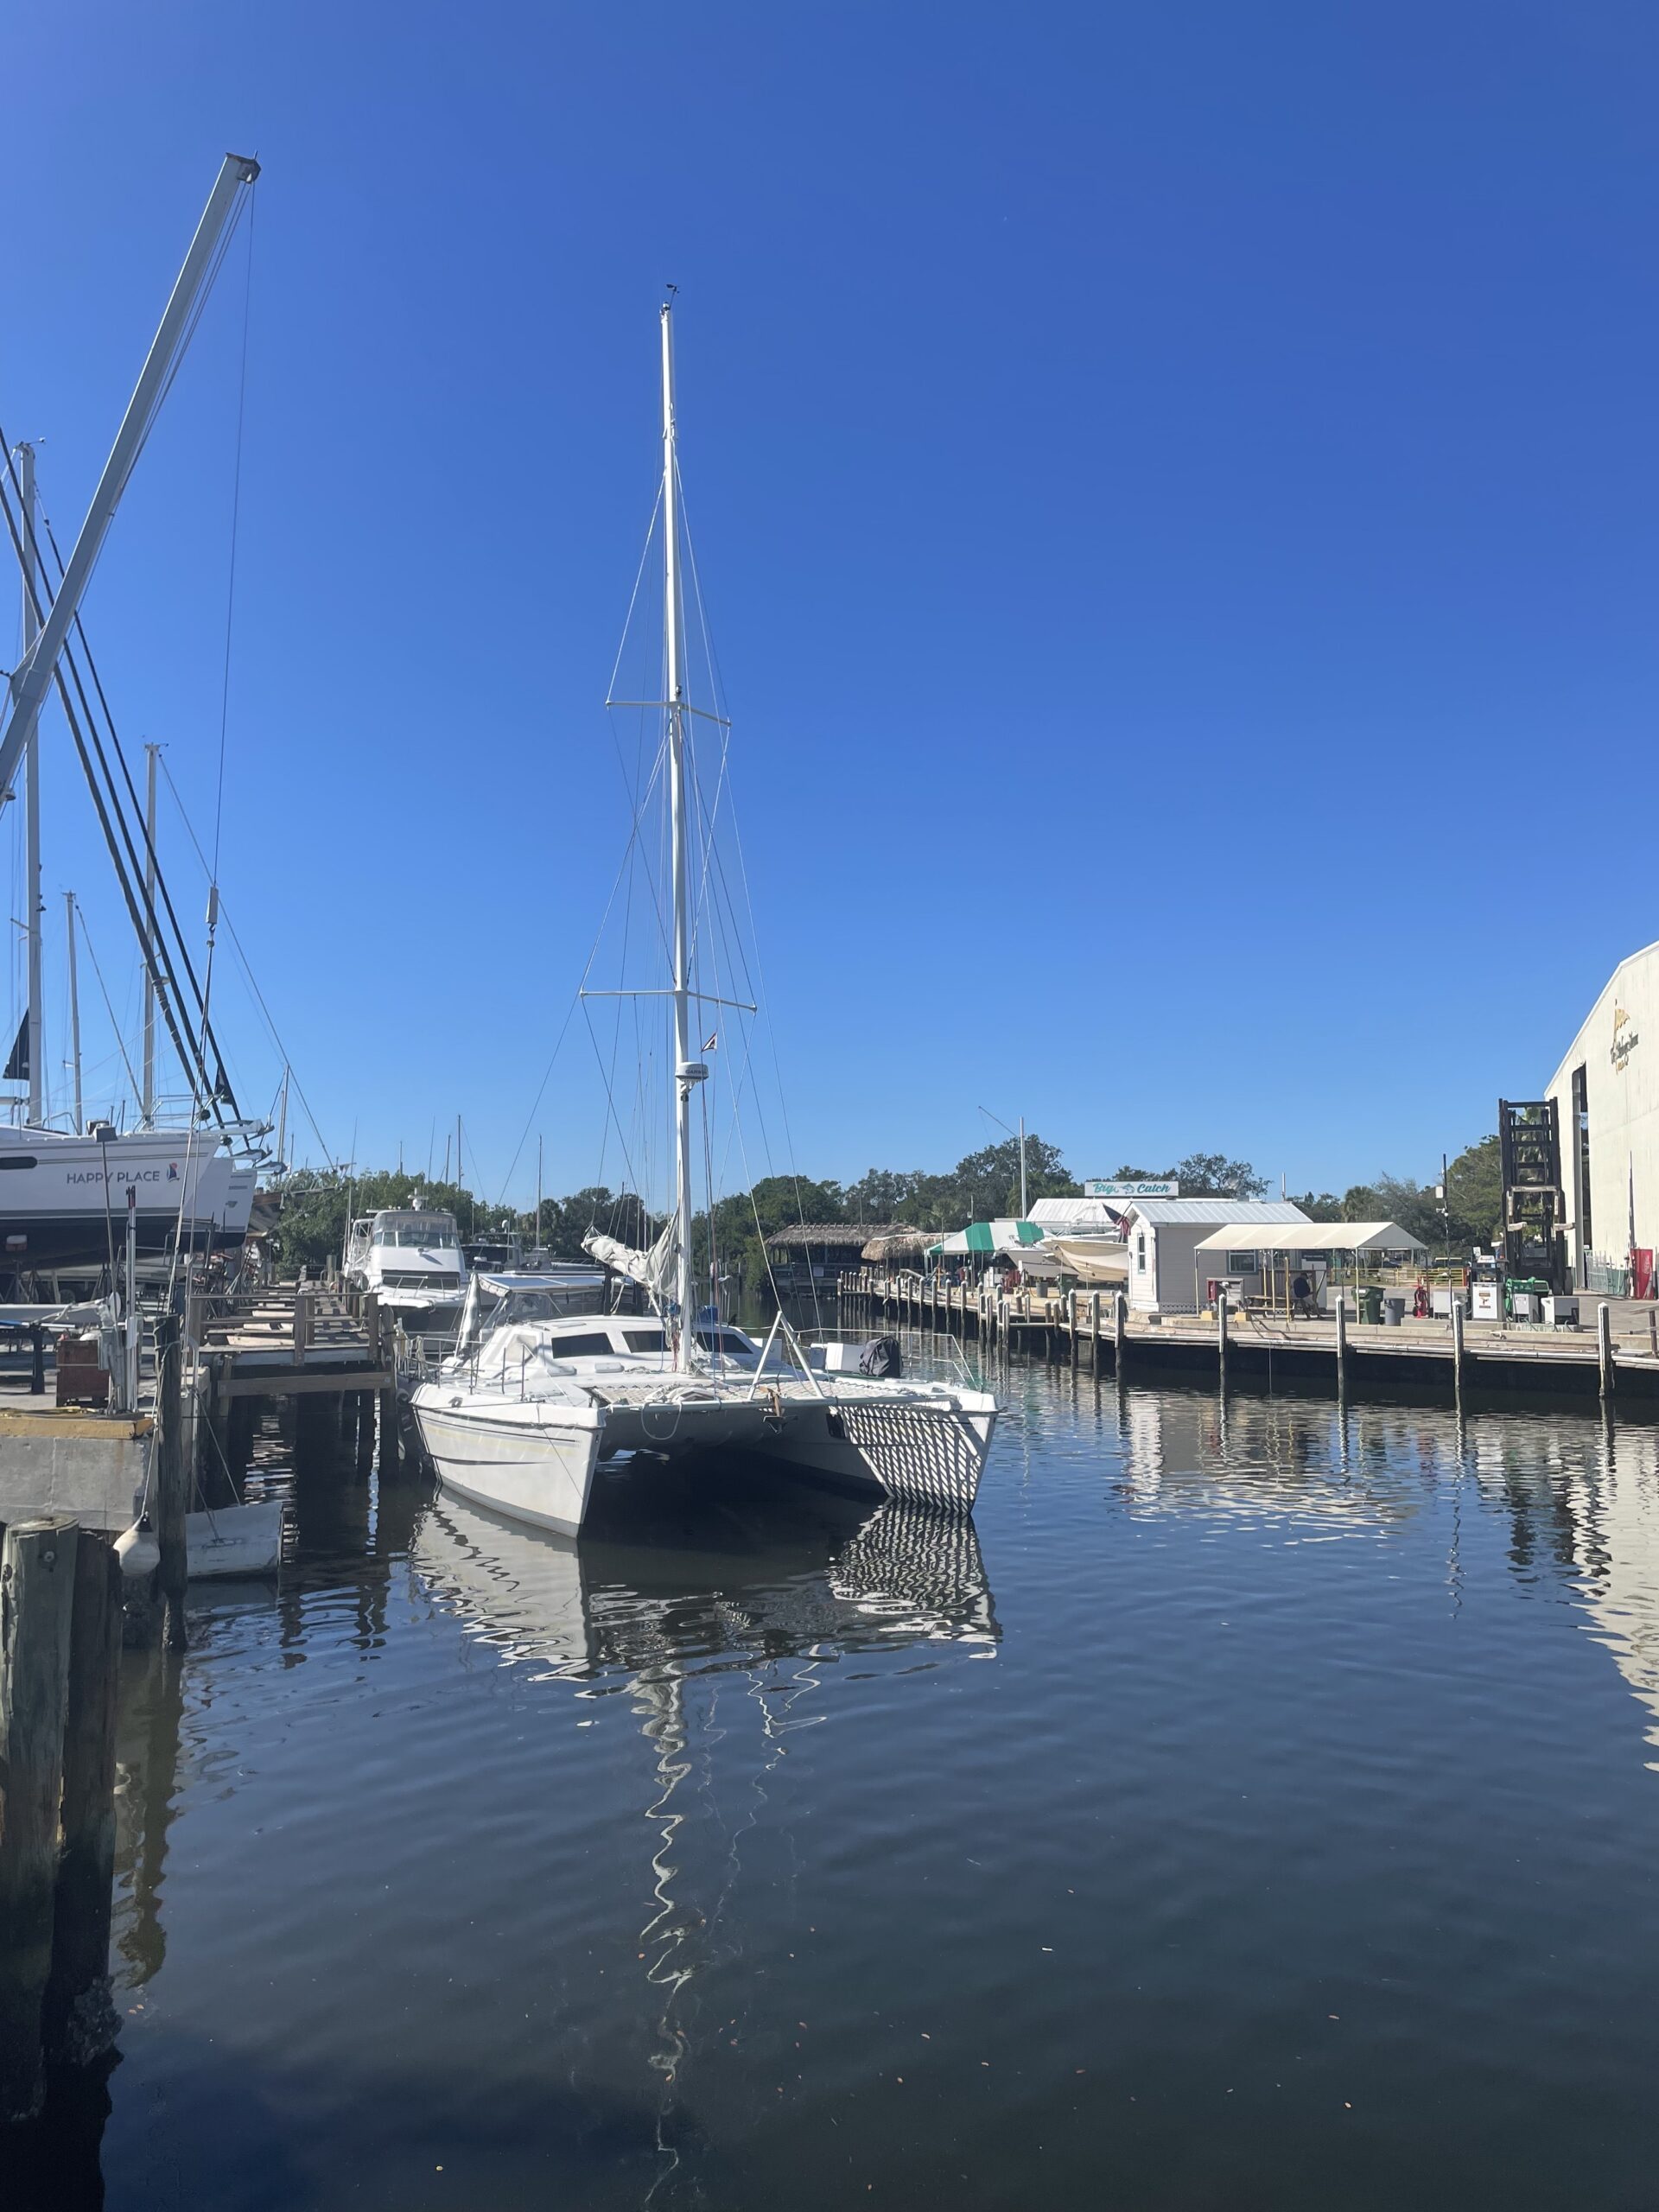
[0,151,259,812]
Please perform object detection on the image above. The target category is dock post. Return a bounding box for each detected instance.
[1069,1290,1079,1368]
[292,1288,313,1366]
[29,1323,44,1395]
[1090,1290,1102,1373]
[1452,1296,1465,1408]
[1335,1294,1348,1395]
[43,1534,122,2068]
[0,1515,79,2122]
[997,1296,1008,1356]
[1217,1287,1229,1390]
[1599,1301,1615,1402]
[156,1312,188,1653]
[378,1313,400,1481]
[1114,1289,1128,1373]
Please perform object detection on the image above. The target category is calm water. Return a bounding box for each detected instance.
[12,1341,1659,2209]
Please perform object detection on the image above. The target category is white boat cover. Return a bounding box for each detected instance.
[583,1222,677,1298]
[1042,1237,1132,1281]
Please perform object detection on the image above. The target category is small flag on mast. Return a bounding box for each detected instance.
[702,1031,717,1052]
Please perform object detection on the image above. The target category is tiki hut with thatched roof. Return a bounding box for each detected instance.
[761,1223,916,1295]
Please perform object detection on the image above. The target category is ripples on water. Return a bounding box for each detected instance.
[14,1344,1659,2210]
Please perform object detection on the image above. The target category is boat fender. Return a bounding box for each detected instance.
[115,1514,161,1580]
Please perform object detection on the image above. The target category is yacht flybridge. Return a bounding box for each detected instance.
[410,304,998,1535]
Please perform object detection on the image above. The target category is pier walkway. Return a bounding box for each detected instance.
[840,1268,1659,1410]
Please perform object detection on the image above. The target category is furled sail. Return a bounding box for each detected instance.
[582,1222,677,1300]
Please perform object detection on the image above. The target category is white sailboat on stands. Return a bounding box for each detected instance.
[411,302,998,1538]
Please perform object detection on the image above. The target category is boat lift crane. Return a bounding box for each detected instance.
[0,152,260,817]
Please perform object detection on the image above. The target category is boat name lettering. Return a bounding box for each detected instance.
[65,1166,167,1185]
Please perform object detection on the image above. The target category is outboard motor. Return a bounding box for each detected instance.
[858,1335,902,1379]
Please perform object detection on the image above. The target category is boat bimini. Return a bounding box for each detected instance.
[411,302,997,1538]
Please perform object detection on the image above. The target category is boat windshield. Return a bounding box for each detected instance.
[375,1218,458,1249]
[696,1327,758,1361]
[492,1287,608,1330]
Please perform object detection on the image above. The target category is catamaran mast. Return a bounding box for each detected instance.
[661,302,702,1344]
[17,443,41,1124]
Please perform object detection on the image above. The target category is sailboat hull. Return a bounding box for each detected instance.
[412,1395,606,1538]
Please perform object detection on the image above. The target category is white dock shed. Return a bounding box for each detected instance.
[1116,1198,1313,1313]
[1192,1221,1428,1313]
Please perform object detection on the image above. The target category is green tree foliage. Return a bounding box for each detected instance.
[1110,1153,1269,1199]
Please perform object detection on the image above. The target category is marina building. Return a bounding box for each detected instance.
[1116,1196,1313,1314]
[1546,941,1659,1294]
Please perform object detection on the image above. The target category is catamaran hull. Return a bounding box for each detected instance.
[412,1397,605,1538]
[741,1395,998,1514]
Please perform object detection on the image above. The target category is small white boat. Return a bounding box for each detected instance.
[185,1499,285,1580]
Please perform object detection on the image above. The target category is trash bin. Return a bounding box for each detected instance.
[1358,1286,1383,1325]
[1383,1294,1406,1327]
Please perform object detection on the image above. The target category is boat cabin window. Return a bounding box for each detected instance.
[543,1332,616,1359]
[696,1328,754,1357]
[623,1328,666,1352]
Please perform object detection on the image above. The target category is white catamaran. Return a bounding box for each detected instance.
[412,304,997,1537]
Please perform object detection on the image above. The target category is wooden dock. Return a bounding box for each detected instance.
[840,1268,1659,1411]
[192,1283,401,1489]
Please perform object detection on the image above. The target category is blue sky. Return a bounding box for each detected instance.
[0,2,1653,1205]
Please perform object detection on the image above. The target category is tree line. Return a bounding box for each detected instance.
[267,1131,1503,1281]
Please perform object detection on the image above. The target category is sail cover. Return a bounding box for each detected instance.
[582,1222,677,1300]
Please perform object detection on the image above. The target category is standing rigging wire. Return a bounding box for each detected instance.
[155,760,334,1166]
[0,450,240,1124]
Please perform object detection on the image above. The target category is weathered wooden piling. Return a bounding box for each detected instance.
[1090,1290,1102,1374]
[1069,1290,1079,1368]
[0,1516,79,2122]
[1114,1289,1128,1371]
[155,1313,188,1655]
[1334,1294,1348,1395]
[42,1535,122,2069]
[1217,1287,1229,1389]
[1599,1301,1615,1402]
[1451,1298,1465,1407]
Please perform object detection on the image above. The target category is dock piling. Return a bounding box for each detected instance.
[1217,1287,1229,1390]
[1113,1290,1128,1372]
[43,1534,122,2069]
[1452,1297,1465,1407]
[1599,1301,1615,1402]
[1335,1294,1348,1395]
[1090,1290,1102,1374]
[156,1313,188,1653]
[0,1515,79,2122]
